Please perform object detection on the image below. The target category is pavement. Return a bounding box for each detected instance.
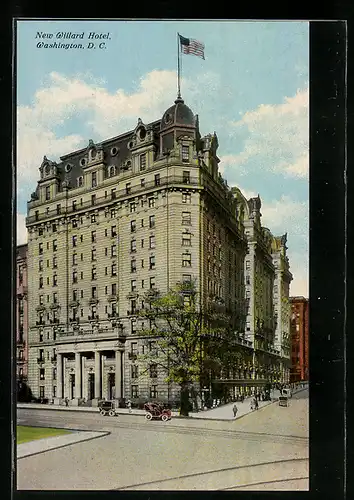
[17,386,307,460]
[17,388,309,490]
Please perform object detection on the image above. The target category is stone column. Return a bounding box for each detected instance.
[115,349,122,400]
[55,353,63,403]
[94,351,101,399]
[74,352,81,404]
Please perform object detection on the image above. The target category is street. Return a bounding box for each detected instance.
[17,389,309,490]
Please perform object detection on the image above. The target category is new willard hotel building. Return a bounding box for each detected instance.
[26,96,292,406]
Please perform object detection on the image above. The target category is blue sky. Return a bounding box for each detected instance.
[16,20,309,296]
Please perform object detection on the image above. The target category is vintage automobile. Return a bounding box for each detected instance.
[278,396,289,407]
[98,400,119,416]
[144,402,172,421]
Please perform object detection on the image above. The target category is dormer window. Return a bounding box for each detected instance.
[45,186,50,200]
[44,164,50,175]
[108,166,116,177]
[110,147,119,156]
[89,148,97,160]
[182,146,189,162]
[138,128,146,141]
[77,176,84,187]
[65,164,72,173]
[80,158,86,167]
[91,172,97,188]
[139,154,146,171]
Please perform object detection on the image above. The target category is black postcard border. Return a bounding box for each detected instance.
[0,12,348,500]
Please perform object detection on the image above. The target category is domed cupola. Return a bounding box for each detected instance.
[161,97,196,131]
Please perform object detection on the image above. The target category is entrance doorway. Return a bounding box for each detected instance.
[108,373,115,400]
[70,374,75,399]
[88,373,95,400]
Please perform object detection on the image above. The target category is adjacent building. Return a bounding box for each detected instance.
[16,244,28,396]
[290,296,309,382]
[25,95,292,406]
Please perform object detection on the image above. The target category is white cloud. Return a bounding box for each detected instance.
[228,86,309,179]
[17,213,27,245]
[17,69,218,202]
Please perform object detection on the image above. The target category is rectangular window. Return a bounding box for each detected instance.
[72,253,77,266]
[91,214,96,223]
[91,267,97,280]
[131,319,137,334]
[91,286,97,299]
[141,239,144,248]
[131,280,137,292]
[39,386,45,398]
[154,174,160,186]
[141,259,144,268]
[131,220,136,233]
[45,186,50,200]
[72,289,78,301]
[182,232,191,246]
[131,385,139,398]
[72,219,78,228]
[111,245,117,257]
[150,277,155,289]
[91,194,96,206]
[92,171,97,188]
[111,209,116,218]
[149,255,156,270]
[149,215,155,229]
[72,200,77,212]
[111,188,116,199]
[39,260,43,271]
[130,202,137,213]
[53,275,57,286]
[39,367,45,380]
[182,274,192,283]
[38,227,43,236]
[182,212,191,225]
[246,261,251,270]
[131,240,136,252]
[149,235,155,249]
[141,280,145,289]
[182,253,191,267]
[52,223,57,233]
[72,271,78,283]
[131,259,137,273]
[35,210,39,221]
[111,263,117,276]
[150,385,158,399]
[91,230,96,243]
[39,243,43,255]
[148,197,155,208]
[131,300,137,314]
[39,295,44,305]
[149,364,158,378]
[126,183,131,195]
[111,283,117,295]
[182,192,191,204]
[39,277,43,289]
[53,256,57,269]
[131,365,139,379]
[140,154,146,171]
[131,342,138,355]
[182,147,189,163]
[141,178,145,187]
[91,249,97,261]
[111,226,117,237]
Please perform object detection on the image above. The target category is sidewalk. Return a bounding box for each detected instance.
[17,386,307,422]
[17,430,109,459]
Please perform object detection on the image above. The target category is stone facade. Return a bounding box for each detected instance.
[16,244,28,382]
[25,96,292,405]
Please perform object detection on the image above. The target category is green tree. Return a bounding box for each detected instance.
[138,281,241,416]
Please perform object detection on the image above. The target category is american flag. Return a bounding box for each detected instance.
[179,35,205,60]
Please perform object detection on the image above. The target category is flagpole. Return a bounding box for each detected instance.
[177,32,181,99]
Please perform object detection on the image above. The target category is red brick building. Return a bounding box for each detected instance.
[290,296,309,382]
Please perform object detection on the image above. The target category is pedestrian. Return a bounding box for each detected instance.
[232,404,238,418]
[250,399,254,411]
[254,398,259,410]
[65,397,69,407]
[241,394,244,403]
[127,400,132,413]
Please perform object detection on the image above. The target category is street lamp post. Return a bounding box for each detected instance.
[117,322,126,406]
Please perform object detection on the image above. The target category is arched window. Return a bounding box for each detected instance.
[77,176,84,188]
[108,166,116,178]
